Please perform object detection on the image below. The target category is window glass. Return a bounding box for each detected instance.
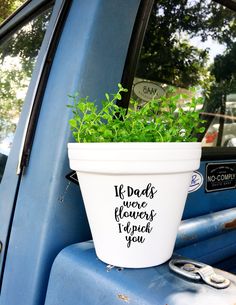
[0,0,26,24]
[132,0,236,148]
[0,8,52,182]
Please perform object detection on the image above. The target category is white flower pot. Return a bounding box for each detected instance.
[68,142,201,268]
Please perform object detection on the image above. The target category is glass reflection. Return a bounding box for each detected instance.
[0,9,52,181]
[133,0,236,147]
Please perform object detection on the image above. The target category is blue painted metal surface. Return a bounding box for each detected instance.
[0,1,140,305]
[215,255,236,274]
[176,207,236,248]
[44,242,236,305]
[176,230,236,265]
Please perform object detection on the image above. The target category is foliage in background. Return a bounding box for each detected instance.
[0,9,51,147]
[0,0,26,24]
[68,84,205,143]
[138,0,236,90]
[136,0,236,144]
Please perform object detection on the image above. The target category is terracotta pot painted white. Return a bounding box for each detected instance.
[68,142,201,268]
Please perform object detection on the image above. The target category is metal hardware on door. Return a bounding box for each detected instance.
[169,258,231,289]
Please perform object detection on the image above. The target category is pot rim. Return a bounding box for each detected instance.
[68,142,202,150]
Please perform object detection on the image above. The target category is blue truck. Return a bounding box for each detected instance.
[0,0,236,304]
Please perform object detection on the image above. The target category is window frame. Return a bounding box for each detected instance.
[1,0,72,175]
[0,0,54,44]
[0,0,72,288]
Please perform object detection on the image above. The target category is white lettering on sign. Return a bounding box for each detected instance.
[134,81,165,101]
[207,173,235,183]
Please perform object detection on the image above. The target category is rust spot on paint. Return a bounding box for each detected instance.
[224,218,236,229]
[117,294,130,303]
[180,233,197,242]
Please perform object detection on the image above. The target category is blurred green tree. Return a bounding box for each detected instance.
[0,0,26,24]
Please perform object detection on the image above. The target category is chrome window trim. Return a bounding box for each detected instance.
[16,0,71,175]
[0,0,72,175]
[0,0,54,43]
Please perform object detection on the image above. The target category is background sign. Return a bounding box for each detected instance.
[133,81,165,101]
[205,162,236,192]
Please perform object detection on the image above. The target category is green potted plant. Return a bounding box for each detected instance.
[67,84,204,268]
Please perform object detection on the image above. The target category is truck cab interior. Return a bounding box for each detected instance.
[0,1,236,304]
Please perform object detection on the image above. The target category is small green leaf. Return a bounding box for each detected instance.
[69,119,77,128]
